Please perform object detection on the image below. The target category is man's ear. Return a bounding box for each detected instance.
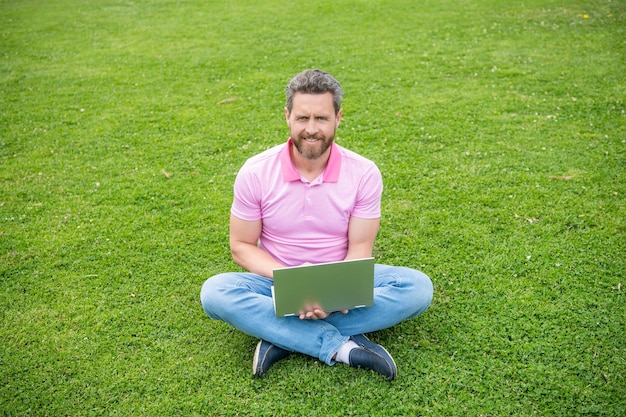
[284,107,290,126]
[335,108,343,128]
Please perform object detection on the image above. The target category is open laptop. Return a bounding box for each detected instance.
[272,257,375,317]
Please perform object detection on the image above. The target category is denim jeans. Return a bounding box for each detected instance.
[200,264,433,365]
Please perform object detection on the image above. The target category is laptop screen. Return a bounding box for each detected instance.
[272,258,375,317]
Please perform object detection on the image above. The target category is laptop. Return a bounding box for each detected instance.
[272,257,375,317]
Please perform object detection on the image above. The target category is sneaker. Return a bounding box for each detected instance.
[252,340,291,377]
[348,334,397,381]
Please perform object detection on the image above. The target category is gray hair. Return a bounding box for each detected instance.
[285,69,344,114]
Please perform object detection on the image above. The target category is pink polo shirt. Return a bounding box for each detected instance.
[231,139,383,267]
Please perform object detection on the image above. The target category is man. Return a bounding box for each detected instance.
[200,69,433,380]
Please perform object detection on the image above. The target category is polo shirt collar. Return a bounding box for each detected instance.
[280,138,342,183]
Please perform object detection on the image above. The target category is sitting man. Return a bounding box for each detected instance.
[200,69,433,380]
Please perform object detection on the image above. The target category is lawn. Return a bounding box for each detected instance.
[1,0,624,415]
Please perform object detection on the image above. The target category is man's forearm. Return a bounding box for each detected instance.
[230,242,284,279]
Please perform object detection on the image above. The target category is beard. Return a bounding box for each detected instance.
[292,132,334,160]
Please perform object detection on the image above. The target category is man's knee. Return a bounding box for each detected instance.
[391,266,433,317]
[200,273,231,319]
[408,268,433,315]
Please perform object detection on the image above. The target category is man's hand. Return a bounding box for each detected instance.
[299,308,348,320]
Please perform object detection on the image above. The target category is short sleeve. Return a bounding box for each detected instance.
[231,166,263,221]
[351,164,383,219]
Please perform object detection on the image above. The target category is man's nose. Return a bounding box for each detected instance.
[304,119,317,135]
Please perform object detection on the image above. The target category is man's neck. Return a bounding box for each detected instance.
[290,144,331,182]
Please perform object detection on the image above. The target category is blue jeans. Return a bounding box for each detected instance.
[200,264,433,365]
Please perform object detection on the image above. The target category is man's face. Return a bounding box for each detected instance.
[285,93,342,160]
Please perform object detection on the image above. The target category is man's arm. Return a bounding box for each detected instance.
[344,216,380,260]
[229,214,284,279]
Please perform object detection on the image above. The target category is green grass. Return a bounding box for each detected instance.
[1,0,624,415]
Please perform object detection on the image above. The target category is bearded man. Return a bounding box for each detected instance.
[200,69,433,380]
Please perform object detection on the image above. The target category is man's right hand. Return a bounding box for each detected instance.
[299,308,348,320]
